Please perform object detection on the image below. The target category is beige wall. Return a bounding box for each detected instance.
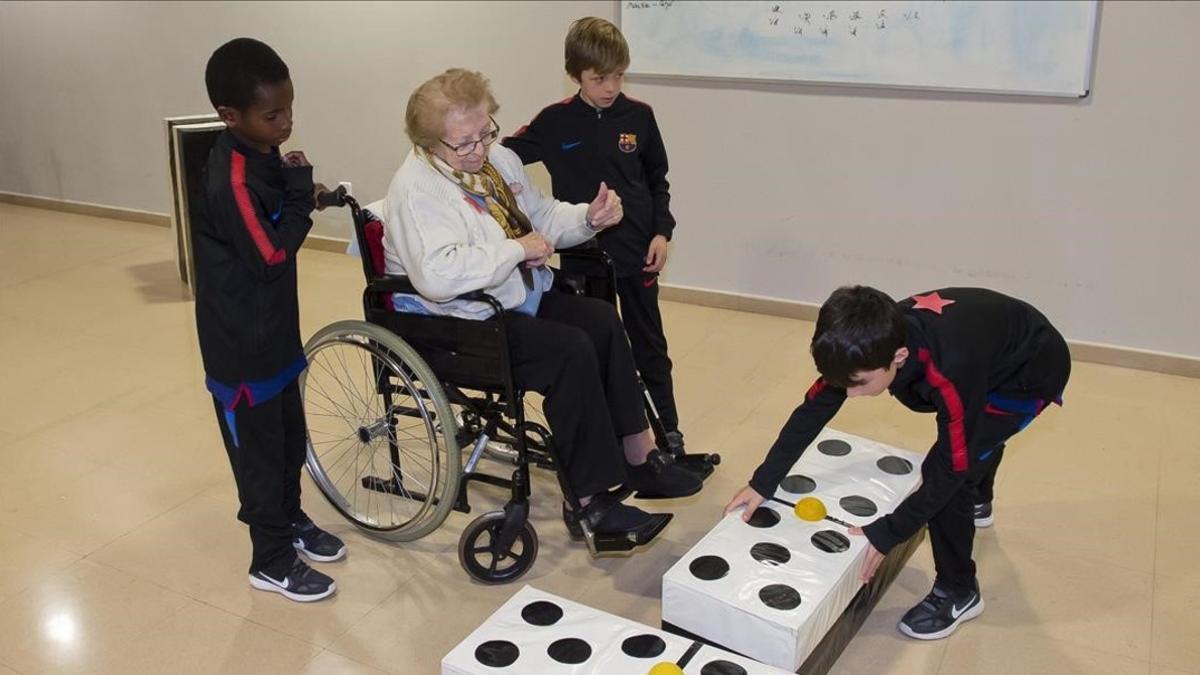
[1,1,1197,358]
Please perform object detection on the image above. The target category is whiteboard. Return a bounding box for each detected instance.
[619,1,1099,97]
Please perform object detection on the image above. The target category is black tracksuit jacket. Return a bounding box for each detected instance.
[749,288,1071,553]
[193,131,314,384]
[502,92,675,277]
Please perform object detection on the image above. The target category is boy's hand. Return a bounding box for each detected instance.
[643,234,669,273]
[282,150,311,168]
[723,485,765,522]
[586,182,623,230]
[313,183,331,211]
[848,526,885,583]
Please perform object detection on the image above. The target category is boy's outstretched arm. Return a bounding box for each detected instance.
[500,112,546,165]
[725,378,846,521]
[209,157,315,282]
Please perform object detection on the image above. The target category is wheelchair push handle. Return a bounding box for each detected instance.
[316,184,348,209]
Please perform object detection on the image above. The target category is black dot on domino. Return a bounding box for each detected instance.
[689,555,730,581]
[817,439,852,456]
[620,633,667,658]
[812,529,851,553]
[547,638,592,665]
[701,660,749,675]
[759,583,802,610]
[520,600,563,626]
[746,507,781,529]
[474,640,519,667]
[750,542,791,567]
[877,455,914,475]
[839,495,878,517]
[780,474,816,494]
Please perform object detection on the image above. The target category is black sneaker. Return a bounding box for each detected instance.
[974,502,994,528]
[898,582,984,640]
[293,522,347,562]
[249,557,336,602]
[626,449,702,499]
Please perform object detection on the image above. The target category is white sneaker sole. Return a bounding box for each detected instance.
[898,598,985,641]
[975,515,994,528]
[293,539,347,563]
[248,574,336,602]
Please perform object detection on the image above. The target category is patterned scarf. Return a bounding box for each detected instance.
[417,146,531,239]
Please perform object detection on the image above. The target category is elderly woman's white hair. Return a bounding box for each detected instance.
[405,68,500,149]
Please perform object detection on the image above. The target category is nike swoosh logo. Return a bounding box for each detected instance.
[261,573,290,589]
[561,141,582,150]
[950,598,972,619]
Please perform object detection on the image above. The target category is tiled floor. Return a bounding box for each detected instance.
[0,202,1197,674]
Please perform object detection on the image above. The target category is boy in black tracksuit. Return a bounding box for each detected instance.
[196,38,344,602]
[725,286,1071,640]
[502,17,689,457]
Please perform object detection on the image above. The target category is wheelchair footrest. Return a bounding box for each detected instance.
[589,531,642,554]
[675,453,720,481]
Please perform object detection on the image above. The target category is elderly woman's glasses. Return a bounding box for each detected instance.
[440,117,501,157]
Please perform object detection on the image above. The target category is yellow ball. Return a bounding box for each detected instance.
[648,663,685,675]
[794,496,827,522]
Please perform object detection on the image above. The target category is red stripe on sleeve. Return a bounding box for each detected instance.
[230,151,286,265]
[806,377,827,401]
[917,348,969,472]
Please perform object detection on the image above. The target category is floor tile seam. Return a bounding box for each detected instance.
[317,585,407,668]
[0,241,167,291]
[69,488,216,560]
[981,533,1158,580]
[934,624,1154,672]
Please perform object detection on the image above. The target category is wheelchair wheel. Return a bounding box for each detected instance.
[302,320,460,542]
[457,511,539,584]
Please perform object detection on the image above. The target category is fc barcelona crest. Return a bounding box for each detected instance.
[618,132,638,153]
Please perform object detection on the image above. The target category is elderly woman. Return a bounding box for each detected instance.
[380,69,700,547]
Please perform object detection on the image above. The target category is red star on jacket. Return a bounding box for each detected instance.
[911,291,956,314]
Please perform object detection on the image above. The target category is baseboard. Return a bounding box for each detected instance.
[1065,340,1200,379]
[0,190,171,227]
[5,195,1197,379]
[661,284,821,322]
[0,191,350,254]
[304,234,350,254]
[659,284,1200,379]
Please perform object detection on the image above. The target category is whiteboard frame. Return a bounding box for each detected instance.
[616,0,1100,99]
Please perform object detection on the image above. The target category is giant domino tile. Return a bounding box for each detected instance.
[443,585,791,675]
[662,428,924,671]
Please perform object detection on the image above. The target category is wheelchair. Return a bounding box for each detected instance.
[300,186,719,583]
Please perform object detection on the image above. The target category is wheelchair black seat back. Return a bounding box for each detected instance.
[300,187,715,583]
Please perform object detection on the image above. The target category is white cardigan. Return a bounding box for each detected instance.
[381,145,594,319]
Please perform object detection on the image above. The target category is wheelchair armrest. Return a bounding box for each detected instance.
[557,247,613,267]
[367,275,507,318]
[367,274,421,295]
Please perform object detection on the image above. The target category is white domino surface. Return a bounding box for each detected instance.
[662,428,924,671]
[443,585,790,675]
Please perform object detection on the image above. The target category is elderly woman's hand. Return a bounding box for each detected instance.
[516,232,553,267]
[586,182,623,230]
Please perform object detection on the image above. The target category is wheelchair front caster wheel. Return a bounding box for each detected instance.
[458,511,539,584]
